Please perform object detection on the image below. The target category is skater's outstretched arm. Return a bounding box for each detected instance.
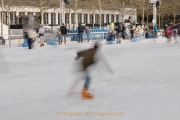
[75,51,85,60]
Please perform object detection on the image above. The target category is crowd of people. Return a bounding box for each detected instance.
[108,23,159,43]
[23,22,180,49]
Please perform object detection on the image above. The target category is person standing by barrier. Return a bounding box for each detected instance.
[125,26,129,40]
[154,24,158,38]
[116,23,123,44]
[145,25,149,39]
[60,23,67,44]
[130,23,134,40]
[122,24,125,40]
[85,26,90,43]
[38,25,45,47]
[78,23,85,43]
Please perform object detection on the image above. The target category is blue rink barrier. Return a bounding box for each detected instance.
[140,33,146,40]
[175,34,179,37]
[49,36,58,45]
[132,37,138,42]
[22,41,28,47]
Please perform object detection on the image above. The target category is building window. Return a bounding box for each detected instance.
[2,12,7,25]
[43,13,48,25]
[71,13,75,24]
[111,15,114,23]
[84,14,87,23]
[116,15,119,22]
[95,14,99,23]
[10,13,13,25]
[106,14,109,23]
[78,14,82,24]
[65,13,69,24]
[18,12,25,25]
[10,12,16,25]
[101,14,104,23]
[90,14,93,24]
[51,13,56,25]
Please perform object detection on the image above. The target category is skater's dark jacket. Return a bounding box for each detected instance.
[77,48,96,71]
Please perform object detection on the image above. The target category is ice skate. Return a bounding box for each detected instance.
[64,42,66,44]
[82,88,94,99]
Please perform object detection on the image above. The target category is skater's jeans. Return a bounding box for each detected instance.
[78,32,83,42]
[28,39,32,49]
[84,73,91,90]
[61,34,66,42]
[87,32,90,41]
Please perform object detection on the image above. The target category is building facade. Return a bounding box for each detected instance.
[0,6,137,30]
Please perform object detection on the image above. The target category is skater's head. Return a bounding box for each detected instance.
[94,42,101,52]
[61,23,64,26]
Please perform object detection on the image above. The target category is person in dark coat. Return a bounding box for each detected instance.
[122,24,125,39]
[60,23,67,44]
[116,24,123,44]
[78,23,85,43]
[129,23,134,39]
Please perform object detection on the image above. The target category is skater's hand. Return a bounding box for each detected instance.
[74,56,79,60]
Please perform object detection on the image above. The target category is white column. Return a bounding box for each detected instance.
[82,14,84,23]
[119,13,122,22]
[56,12,58,24]
[109,14,111,23]
[114,15,116,23]
[0,12,1,23]
[69,12,71,30]
[76,13,78,27]
[16,12,19,24]
[93,14,95,24]
[87,14,89,23]
[62,13,65,24]
[13,13,15,25]
[48,12,51,25]
[25,12,27,15]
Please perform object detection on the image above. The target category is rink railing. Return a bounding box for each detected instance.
[0,32,109,47]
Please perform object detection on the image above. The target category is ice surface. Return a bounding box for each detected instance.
[0,40,180,120]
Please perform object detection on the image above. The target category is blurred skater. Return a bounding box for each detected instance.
[26,29,37,49]
[68,43,113,99]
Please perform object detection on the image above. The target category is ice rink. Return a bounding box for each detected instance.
[0,39,180,120]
